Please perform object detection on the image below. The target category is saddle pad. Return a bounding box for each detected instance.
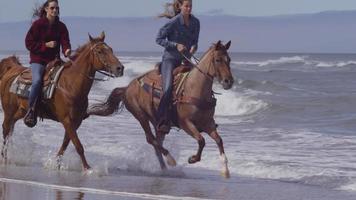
[9,65,65,99]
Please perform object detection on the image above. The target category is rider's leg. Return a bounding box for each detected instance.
[24,63,45,127]
[156,59,179,132]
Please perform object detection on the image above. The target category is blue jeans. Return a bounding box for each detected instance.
[28,63,45,108]
[157,58,181,122]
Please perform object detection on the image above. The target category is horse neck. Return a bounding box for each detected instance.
[63,49,96,96]
[184,54,214,98]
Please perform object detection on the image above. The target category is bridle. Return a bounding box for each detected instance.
[181,49,228,82]
[90,42,117,78]
[181,53,214,82]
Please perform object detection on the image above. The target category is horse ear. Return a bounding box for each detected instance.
[88,33,94,42]
[99,31,105,41]
[225,41,231,50]
[215,40,222,50]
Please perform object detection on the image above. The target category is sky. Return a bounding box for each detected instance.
[1,0,356,22]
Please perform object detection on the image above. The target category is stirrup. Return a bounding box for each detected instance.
[24,108,37,128]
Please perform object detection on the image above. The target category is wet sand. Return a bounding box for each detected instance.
[0,165,356,200]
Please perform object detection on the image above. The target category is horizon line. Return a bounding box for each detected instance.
[1,9,356,23]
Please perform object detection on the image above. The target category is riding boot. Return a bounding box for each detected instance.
[156,104,171,133]
[24,97,38,128]
[24,107,37,128]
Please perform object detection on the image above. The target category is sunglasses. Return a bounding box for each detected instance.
[49,6,59,10]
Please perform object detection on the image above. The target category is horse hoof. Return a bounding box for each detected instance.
[83,168,94,175]
[188,155,200,164]
[221,169,231,179]
[165,153,177,167]
[56,156,63,170]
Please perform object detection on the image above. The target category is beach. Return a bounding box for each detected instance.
[1,165,356,200]
[1,51,356,199]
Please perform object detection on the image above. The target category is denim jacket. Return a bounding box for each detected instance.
[156,13,200,60]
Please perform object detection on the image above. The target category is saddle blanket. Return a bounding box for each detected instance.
[9,65,65,99]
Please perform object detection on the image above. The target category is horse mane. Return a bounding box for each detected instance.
[70,38,102,61]
[70,44,88,61]
[201,42,227,60]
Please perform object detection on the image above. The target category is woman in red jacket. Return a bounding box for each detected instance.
[24,0,71,127]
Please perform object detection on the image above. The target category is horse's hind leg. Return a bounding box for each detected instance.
[129,107,176,169]
[180,120,205,164]
[137,116,171,170]
[204,125,230,178]
[1,115,14,160]
[1,108,23,160]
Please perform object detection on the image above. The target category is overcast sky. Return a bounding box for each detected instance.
[1,0,356,22]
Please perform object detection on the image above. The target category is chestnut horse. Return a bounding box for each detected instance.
[0,32,124,171]
[89,41,234,177]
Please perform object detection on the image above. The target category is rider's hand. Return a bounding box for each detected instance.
[45,41,57,48]
[189,45,197,55]
[64,49,71,57]
[176,43,187,53]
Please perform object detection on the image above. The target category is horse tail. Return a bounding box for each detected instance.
[88,87,126,116]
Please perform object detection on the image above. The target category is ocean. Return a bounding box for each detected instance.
[1,51,356,199]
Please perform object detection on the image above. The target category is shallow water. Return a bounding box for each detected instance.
[1,51,356,199]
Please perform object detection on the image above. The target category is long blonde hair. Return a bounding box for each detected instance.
[158,0,192,19]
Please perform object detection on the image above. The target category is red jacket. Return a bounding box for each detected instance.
[25,17,71,65]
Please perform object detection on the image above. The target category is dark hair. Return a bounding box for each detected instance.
[158,0,191,19]
[32,0,59,19]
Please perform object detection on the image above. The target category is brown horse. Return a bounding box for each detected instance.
[88,41,234,177]
[0,32,124,171]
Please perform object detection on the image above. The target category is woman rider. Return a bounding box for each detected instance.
[24,0,71,127]
[156,0,200,132]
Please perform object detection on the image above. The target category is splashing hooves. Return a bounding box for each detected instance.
[165,153,177,166]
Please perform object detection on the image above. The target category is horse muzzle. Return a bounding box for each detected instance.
[115,65,124,77]
[221,78,234,90]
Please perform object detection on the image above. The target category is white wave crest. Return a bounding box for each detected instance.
[215,89,268,116]
[232,56,308,67]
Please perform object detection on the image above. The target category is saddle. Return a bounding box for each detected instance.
[18,58,65,87]
[139,62,217,110]
[9,58,69,99]
[139,63,192,99]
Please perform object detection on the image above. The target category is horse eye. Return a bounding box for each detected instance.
[215,59,222,63]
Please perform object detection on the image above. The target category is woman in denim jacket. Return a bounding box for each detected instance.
[156,0,200,132]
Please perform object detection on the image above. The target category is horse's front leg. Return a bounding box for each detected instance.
[205,125,230,178]
[55,132,70,169]
[62,118,90,170]
[180,120,205,164]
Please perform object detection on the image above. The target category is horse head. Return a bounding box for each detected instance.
[88,31,124,77]
[205,40,234,90]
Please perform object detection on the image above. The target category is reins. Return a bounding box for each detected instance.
[181,53,214,82]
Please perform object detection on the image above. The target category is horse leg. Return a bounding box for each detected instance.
[55,132,70,169]
[137,117,174,169]
[1,116,14,160]
[205,126,230,178]
[180,120,205,164]
[155,131,176,167]
[62,119,90,170]
[1,108,23,161]
[131,108,176,169]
